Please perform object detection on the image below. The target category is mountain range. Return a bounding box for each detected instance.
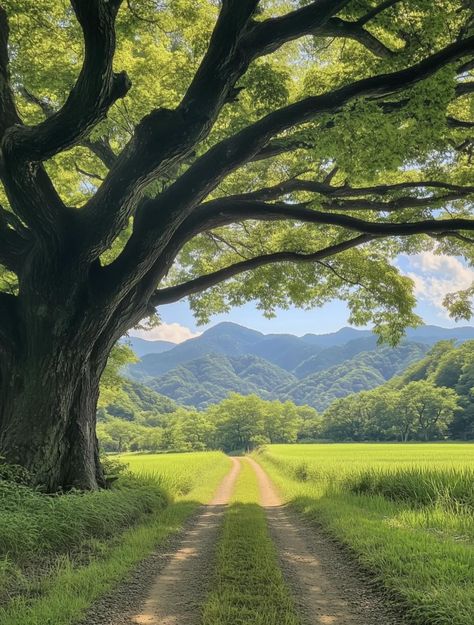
[125,323,474,411]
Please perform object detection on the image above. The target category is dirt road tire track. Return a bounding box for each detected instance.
[245,457,401,625]
[79,457,240,625]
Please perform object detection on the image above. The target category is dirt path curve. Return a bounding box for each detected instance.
[245,457,400,625]
[81,457,240,625]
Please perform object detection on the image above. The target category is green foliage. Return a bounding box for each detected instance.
[0,457,31,485]
[0,467,168,606]
[0,452,230,625]
[320,340,474,441]
[98,344,138,410]
[345,467,474,511]
[0,474,168,562]
[1,1,471,343]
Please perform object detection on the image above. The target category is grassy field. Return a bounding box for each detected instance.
[257,443,474,625]
[201,459,300,625]
[121,451,229,497]
[0,452,230,625]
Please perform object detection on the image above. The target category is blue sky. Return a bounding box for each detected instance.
[131,252,474,342]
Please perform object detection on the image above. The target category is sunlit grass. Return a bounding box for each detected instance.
[201,459,300,625]
[119,451,228,498]
[256,443,474,625]
[0,452,230,625]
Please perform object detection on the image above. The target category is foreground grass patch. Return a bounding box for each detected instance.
[0,452,230,625]
[201,459,300,625]
[257,444,474,625]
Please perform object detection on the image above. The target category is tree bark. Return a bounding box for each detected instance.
[0,342,106,491]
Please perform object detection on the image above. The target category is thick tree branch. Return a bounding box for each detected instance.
[2,0,130,162]
[251,134,313,161]
[455,81,474,97]
[103,35,474,303]
[141,36,474,231]
[316,17,396,58]
[19,85,118,169]
[241,1,353,56]
[230,178,474,202]
[81,0,264,256]
[80,0,358,257]
[81,137,117,169]
[447,116,474,129]
[150,234,373,306]
[164,200,474,248]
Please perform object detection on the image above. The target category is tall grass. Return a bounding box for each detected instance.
[344,467,474,510]
[261,443,474,508]
[0,475,168,560]
[120,451,228,496]
[256,443,474,625]
[0,451,230,624]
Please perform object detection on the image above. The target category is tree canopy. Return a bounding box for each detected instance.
[0,0,473,489]
[1,1,473,338]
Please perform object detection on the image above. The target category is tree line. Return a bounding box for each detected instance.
[319,341,474,442]
[98,339,474,452]
[98,393,319,453]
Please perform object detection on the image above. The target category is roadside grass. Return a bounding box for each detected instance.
[256,443,474,625]
[0,451,230,625]
[201,459,300,625]
[119,451,228,495]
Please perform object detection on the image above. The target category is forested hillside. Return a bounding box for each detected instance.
[124,322,474,409]
[98,338,474,453]
[149,353,297,408]
[284,343,426,410]
[321,341,474,441]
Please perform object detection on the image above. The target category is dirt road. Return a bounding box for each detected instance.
[83,456,398,625]
[81,457,240,625]
[245,456,399,625]
[130,456,241,625]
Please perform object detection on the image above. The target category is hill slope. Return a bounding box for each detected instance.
[284,342,427,411]
[125,323,473,411]
[149,353,297,409]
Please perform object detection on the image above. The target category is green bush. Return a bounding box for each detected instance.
[0,457,31,485]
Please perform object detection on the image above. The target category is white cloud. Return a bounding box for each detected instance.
[401,251,474,315]
[130,322,201,344]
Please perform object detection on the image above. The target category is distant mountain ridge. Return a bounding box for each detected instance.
[123,337,175,358]
[125,322,474,410]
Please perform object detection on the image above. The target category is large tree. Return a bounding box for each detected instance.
[0,0,473,490]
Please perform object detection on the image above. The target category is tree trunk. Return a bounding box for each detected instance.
[0,341,106,491]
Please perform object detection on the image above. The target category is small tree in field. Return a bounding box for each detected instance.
[0,1,473,489]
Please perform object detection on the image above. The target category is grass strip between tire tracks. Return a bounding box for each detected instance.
[201,458,300,625]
